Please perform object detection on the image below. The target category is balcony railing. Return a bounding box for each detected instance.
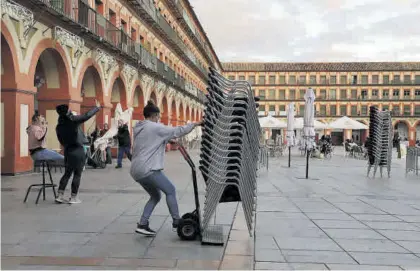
[31,0,206,102]
[250,80,420,86]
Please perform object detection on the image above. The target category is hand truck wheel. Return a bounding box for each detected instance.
[177,218,199,241]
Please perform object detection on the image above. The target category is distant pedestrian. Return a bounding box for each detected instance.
[114,119,132,168]
[55,100,101,204]
[130,100,202,236]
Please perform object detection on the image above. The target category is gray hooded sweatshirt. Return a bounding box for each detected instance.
[130,120,196,180]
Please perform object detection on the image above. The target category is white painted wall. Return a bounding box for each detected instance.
[45,110,60,151]
[84,115,96,134]
[20,104,29,157]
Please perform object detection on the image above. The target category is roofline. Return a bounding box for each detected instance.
[183,0,223,70]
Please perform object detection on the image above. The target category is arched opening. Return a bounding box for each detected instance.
[394,121,409,141]
[186,106,190,123]
[1,34,17,162]
[415,121,420,145]
[80,66,103,134]
[179,103,185,125]
[170,100,177,126]
[33,48,70,151]
[161,96,169,125]
[110,77,127,127]
[132,86,145,124]
[150,91,157,105]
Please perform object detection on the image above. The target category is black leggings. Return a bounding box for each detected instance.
[58,146,86,196]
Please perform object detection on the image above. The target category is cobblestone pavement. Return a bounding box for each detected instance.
[254,148,420,270]
[1,149,249,270]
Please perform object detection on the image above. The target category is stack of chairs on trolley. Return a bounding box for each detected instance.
[199,67,260,236]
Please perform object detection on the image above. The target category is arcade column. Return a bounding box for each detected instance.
[1,89,35,174]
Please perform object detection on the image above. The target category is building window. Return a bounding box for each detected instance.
[361,89,368,99]
[296,89,304,99]
[299,105,305,115]
[393,75,400,83]
[372,75,379,84]
[392,106,400,116]
[289,75,296,84]
[361,75,368,84]
[320,105,326,115]
[259,89,266,100]
[351,105,357,116]
[228,75,235,80]
[415,75,420,84]
[248,76,255,85]
[279,89,285,99]
[393,89,400,99]
[269,105,275,115]
[330,89,337,99]
[404,89,411,99]
[279,105,286,111]
[383,75,389,84]
[259,105,265,112]
[340,75,347,84]
[239,75,245,81]
[299,75,306,84]
[279,75,286,84]
[268,89,276,99]
[404,75,411,83]
[372,89,378,98]
[330,76,337,84]
[383,89,389,99]
[269,75,276,84]
[352,75,358,84]
[340,89,347,99]
[415,89,420,98]
[351,89,357,99]
[361,105,368,116]
[258,76,265,84]
[415,105,420,115]
[320,76,327,84]
[403,105,411,116]
[340,105,347,115]
[320,89,327,99]
[289,89,296,99]
[310,75,317,84]
[330,105,337,116]
[383,105,389,111]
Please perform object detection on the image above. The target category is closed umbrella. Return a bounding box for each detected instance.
[287,103,295,167]
[303,88,316,179]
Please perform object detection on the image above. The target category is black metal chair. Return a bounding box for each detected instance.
[24,160,57,204]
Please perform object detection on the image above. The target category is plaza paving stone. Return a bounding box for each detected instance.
[3,147,420,270]
[254,148,420,270]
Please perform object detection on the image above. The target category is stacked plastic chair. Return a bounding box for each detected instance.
[367,106,393,178]
[199,67,260,242]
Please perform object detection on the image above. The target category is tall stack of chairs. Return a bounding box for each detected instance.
[367,106,393,178]
[199,67,260,241]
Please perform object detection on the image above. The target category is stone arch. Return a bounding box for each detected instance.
[161,96,169,125]
[132,85,145,121]
[80,65,104,133]
[110,77,128,126]
[414,120,420,142]
[179,102,185,125]
[77,59,105,103]
[170,99,177,126]
[394,120,410,141]
[150,91,157,105]
[186,105,190,122]
[1,33,17,89]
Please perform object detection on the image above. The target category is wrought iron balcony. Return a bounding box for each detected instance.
[25,0,205,102]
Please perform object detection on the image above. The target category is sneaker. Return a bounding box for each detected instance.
[68,196,82,204]
[115,165,122,169]
[55,193,66,204]
[135,223,156,236]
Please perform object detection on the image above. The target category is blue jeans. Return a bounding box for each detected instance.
[136,171,180,225]
[117,146,132,167]
[31,149,64,162]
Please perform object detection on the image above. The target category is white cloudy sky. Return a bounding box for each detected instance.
[190,0,420,62]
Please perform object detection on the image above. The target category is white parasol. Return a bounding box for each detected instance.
[293,117,327,130]
[259,115,287,129]
[328,116,368,130]
[286,103,295,147]
[303,88,316,150]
